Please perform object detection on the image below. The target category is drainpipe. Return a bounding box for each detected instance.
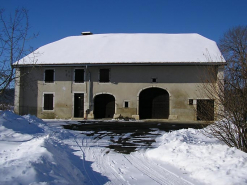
[86,65,91,116]
[88,69,91,110]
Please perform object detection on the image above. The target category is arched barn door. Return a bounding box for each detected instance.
[94,94,115,119]
[139,88,169,119]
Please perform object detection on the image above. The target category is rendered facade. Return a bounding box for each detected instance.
[14,33,225,120]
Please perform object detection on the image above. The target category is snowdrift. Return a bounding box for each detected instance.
[146,128,247,185]
[0,111,86,185]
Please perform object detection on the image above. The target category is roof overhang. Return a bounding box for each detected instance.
[13,62,226,68]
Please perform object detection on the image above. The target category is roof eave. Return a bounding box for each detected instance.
[13,61,226,68]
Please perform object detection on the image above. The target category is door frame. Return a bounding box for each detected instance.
[72,91,86,118]
[93,92,116,119]
[137,86,170,119]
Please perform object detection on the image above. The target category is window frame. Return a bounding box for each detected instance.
[74,68,85,83]
[43,92,55,111]
[196,99,215,121]
[73,92,85,118]
[99,68,110,83]
[123,100,130,108]
[188,99,193,105]
[44,69,55,84]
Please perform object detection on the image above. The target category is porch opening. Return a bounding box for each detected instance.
[94,94,115,119]
[74,93,84,118]
[139,88,169,119]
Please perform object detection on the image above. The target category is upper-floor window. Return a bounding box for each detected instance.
[99,69,110,83]
[74,69,84,83]
[44,69,54,83]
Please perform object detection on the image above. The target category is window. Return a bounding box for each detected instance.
[197,99,214,121]
[99,69,110,83]
[44,69,54,83]
[74,69,84,83]
[124,101,129,108]
[152,78,157,83]
[189,99,193,105]
[44,93,54,110]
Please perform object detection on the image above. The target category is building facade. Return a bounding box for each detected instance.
[14,33,225,121]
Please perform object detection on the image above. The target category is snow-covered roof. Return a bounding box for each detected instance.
[16,33,225,65]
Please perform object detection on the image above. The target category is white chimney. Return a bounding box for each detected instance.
[81,31,93,35]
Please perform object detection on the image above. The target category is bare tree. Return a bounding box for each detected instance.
[199,26,247,152]
[0,8,37,99]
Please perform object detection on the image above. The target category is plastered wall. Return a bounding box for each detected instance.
[15,65,220,121]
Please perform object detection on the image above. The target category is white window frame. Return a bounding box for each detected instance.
[42,92,55,111]
[123,100,130,108]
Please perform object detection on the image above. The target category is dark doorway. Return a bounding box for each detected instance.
[94,94,115,119]
[197,99,214,121]
[139,88,169,119]
[74,93,84,118]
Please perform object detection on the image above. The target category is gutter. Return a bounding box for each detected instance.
[12,62,227,68]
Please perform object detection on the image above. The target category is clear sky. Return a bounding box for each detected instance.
[1,0,247,50]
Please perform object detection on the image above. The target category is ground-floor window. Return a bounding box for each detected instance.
[43,93,54,110]
[197,99,214,121]
[124,101,129,108]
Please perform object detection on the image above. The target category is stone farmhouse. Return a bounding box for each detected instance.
[14,33,225,121]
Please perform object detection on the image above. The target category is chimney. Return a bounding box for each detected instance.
[81,31,93,36]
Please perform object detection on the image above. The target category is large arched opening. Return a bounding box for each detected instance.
[94,94,115,119]
[139,88,169,119]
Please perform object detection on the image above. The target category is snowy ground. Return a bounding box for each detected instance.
[0,111,247,185]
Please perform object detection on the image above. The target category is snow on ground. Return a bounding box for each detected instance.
[0,110,247,185]
[146,129,247,185]
[0,111,89,185]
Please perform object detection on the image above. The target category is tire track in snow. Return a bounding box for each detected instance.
[124,152,193,185]
[68,129,194,185]
[72,135,96,184]
[97,150,129,185]
[69,131,108,185]
[79,136,128,185]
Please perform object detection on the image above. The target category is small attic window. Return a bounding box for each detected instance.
[152,78,157,83]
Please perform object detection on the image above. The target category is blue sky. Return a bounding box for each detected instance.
[1,0,247,50]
